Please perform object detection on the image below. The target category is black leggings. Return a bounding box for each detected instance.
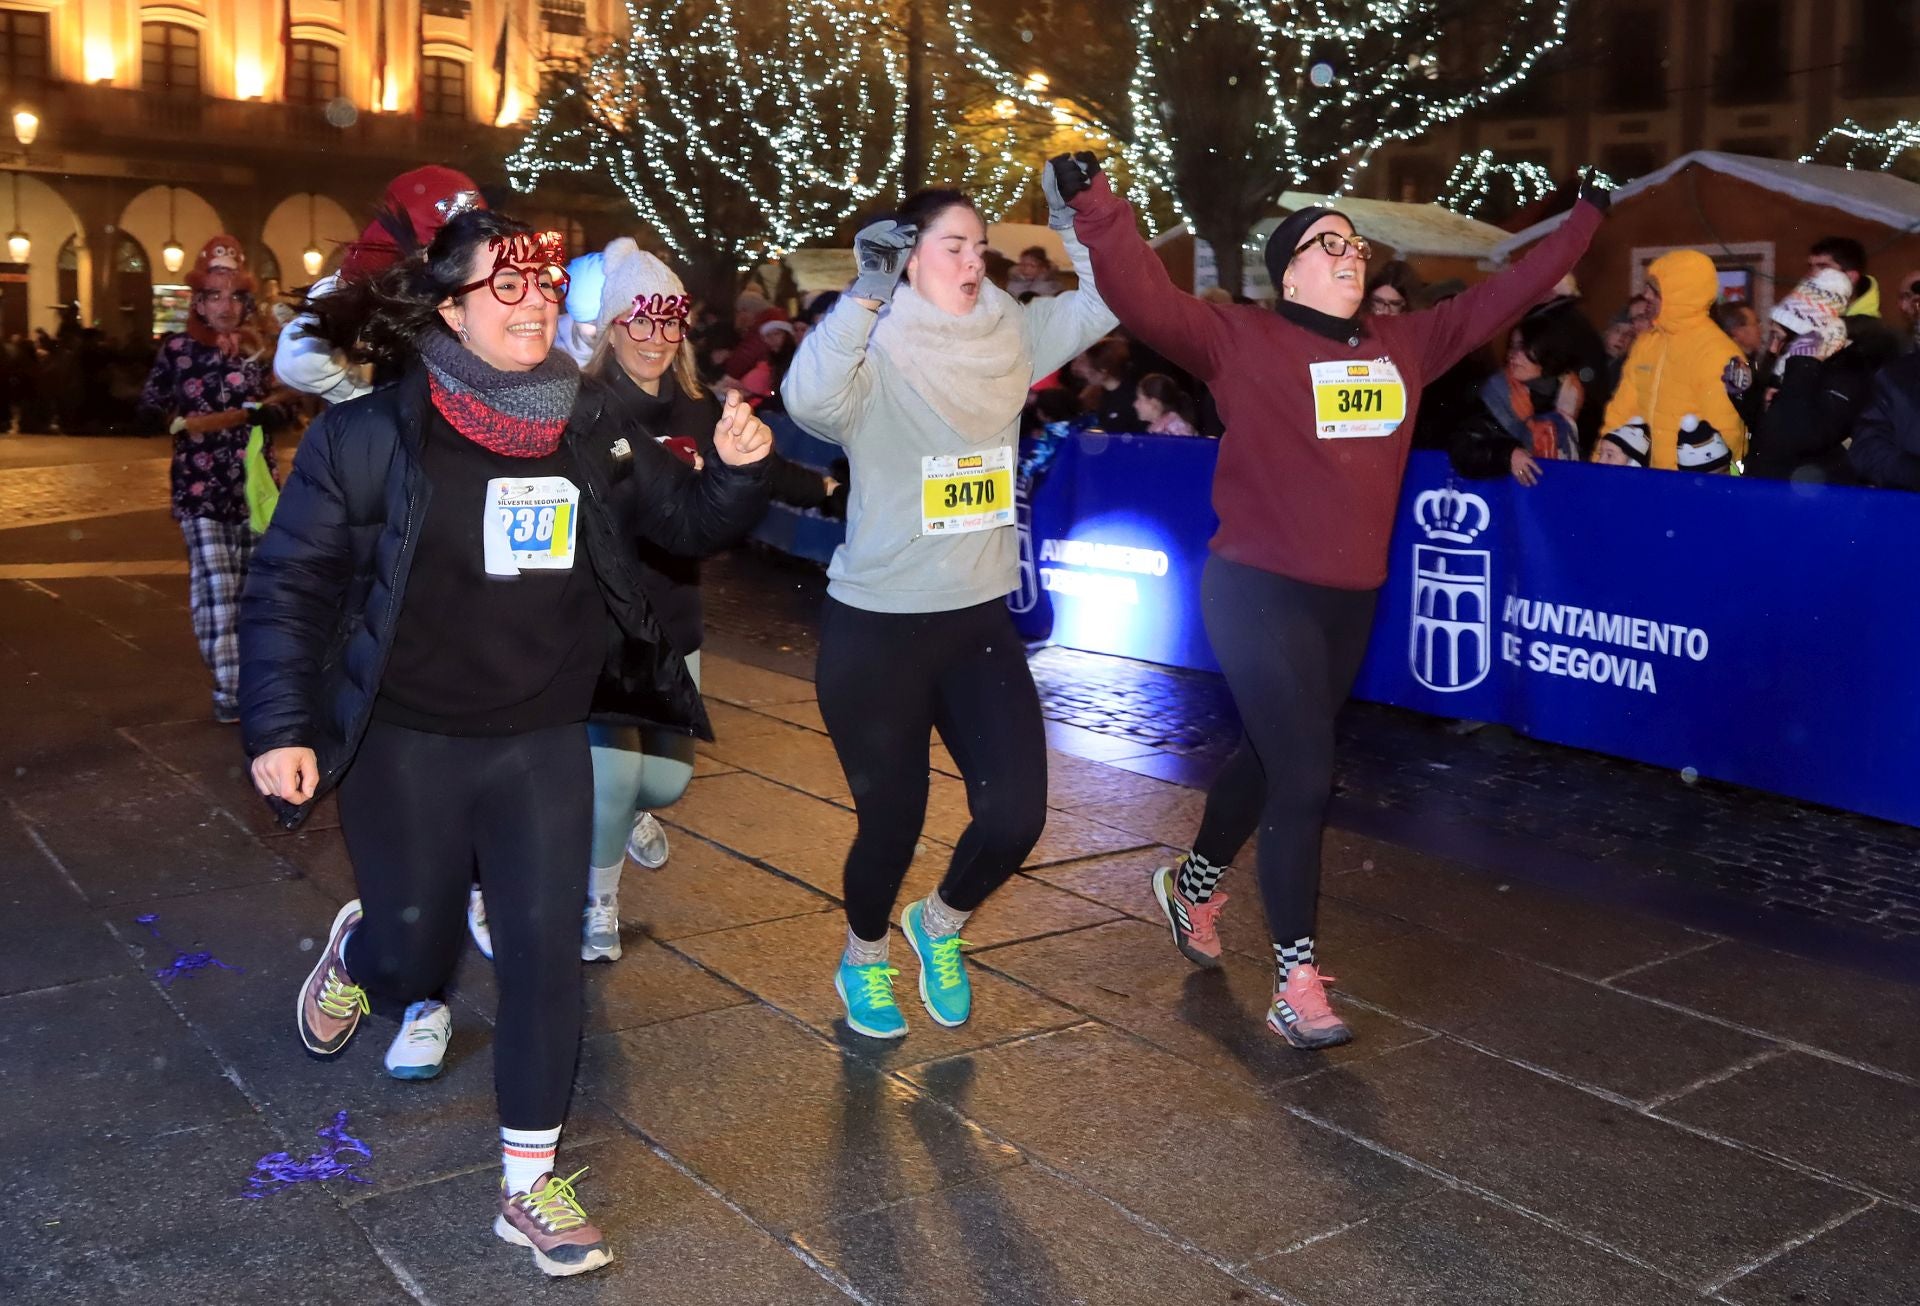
[817,597,1048,941]
[1191,555,1378,945]
[339,718,591,1131]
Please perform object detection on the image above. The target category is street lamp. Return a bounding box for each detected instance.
[162,186,184,274]
[7,174,27,263]
[301,193,323,277]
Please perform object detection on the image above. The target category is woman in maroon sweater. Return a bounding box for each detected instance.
[1052,154,1606,1050]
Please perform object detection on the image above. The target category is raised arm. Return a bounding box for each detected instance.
[780,218,916,444]
[623,393,773,557]
[1063,159,1236,383]
[1412,192,1608,376]
[1023,162,1120,377]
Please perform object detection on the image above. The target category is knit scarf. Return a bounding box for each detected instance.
[871,281,1031,443]
[417,326,580,457]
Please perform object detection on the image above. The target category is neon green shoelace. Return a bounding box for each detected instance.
[928,935,970,990]
[521,1167,592,1233]
[854,963,901,1009]
[318,971,369,1021]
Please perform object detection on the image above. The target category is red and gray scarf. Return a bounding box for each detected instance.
[418,326,580,457]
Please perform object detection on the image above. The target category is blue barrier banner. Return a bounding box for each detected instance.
[1018,436,1920,827]
[1356,451,1920,826]
[753,412,846,565]
[1018,432,1222,669]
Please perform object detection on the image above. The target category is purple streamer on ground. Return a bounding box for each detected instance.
[242,1111,372,1198]
[135,913,160,938]
[154,951,244,986]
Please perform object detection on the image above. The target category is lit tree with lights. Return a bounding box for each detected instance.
[508,0,908,306]
[952,0,1576,295]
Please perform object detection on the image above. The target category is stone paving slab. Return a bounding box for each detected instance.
[0,1117,415,1304]
[1612,940,1920,1082]
[1328,928,1773,1104]
[1655,1050,1920,1204]
[1248,1187,1697,1306]
[1714,1203,1920,1305]
[611,831,832,943]
[357,1134,851,1306]
[903,1024,1437,1265]
[0,808,126,997]
[976,918,1431,1089]
[671,909,1083,1066]
[795,1165,1278,1306]
[1284,1037,1864,1290]
[582,1004,1024,1235]
[894,864,1123,950]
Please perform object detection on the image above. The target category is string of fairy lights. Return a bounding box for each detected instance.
[1801,118,1920,173]
[1439,150,1617,217]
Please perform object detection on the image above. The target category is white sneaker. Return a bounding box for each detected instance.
[384,1000,452,1080]
[626,812,670,870]
[582,893,622,962]
[468,886,493,959]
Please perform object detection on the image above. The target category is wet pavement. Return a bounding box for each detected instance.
[2,436,1915,1304]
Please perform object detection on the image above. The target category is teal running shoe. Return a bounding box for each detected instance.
[835,957,907,1039]
[902,899,972,1028]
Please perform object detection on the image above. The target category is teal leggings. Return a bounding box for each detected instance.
[586,650,700,867]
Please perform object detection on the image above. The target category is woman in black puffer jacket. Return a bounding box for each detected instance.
[237,208,770,1278]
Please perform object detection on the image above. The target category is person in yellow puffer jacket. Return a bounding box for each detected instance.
[1601,249,1751,469]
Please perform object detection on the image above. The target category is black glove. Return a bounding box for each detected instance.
[249,402,295,433]
[822,482,849,520]
[1042,153,1101,227]
[849,219,918,304]
[1577,169,1611,214]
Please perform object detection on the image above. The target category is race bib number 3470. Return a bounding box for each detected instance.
[1310,359,1407,439]
[921,446,1014,535]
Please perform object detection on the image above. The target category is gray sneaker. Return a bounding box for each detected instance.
[626,812,670,869]
[582,893,622,962]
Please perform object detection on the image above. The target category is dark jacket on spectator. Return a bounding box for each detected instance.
[238,366,770,829]
[1746,318,1900,482]
[1848,349,1920,489]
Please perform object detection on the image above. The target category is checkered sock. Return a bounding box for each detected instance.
[1175,850,1228,903]
[1274,936,1316,984]
[501,1125,561,1196]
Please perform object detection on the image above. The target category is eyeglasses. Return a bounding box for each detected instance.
[452,264,570,306]
[1367,293,1406,314]
[1293,231,1372,262]
[622,315,686,345]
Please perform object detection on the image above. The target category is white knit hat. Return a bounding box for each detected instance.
[1770,268,1852,335]
[594,237,687,333]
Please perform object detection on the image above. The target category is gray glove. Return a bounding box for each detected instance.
[849,219,918,304]
[1042,152,1100,230]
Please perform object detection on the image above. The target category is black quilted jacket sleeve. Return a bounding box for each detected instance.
[238,407,356,759]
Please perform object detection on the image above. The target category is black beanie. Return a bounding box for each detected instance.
[1264,206,1354,296]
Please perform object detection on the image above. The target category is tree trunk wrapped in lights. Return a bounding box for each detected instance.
[951,0,1575,296]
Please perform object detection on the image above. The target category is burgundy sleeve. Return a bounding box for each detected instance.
[1070,175,1235,382]
[1410,201,1606,376]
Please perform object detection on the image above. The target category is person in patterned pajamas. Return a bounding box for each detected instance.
[139,235,295,722]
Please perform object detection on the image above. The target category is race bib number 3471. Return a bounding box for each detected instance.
[921,445,1014,535]
[1310,359,1407,440]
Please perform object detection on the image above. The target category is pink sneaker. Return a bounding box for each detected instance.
[1151,865,1227,967]
[1266,964,1352,1050]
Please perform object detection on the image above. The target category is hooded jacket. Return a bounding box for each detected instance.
[1602,250,1750,470]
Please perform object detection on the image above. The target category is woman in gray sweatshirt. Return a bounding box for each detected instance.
[783,173,1116,1040]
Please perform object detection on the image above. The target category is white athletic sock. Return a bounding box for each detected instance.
[588,859,623,900]
[919,891,971,938]
[844,928,889,967]
[501,1125,562,1196]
